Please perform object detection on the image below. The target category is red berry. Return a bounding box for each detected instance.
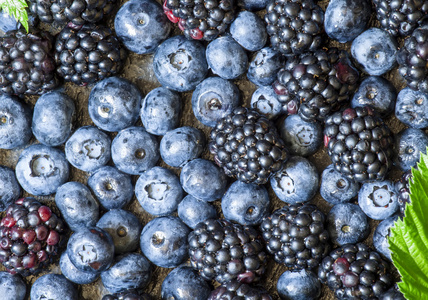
[15,198,24,205]
[46,231,60,246]
[189,28,204,40]
[23,230,36,244]
[1,217,16,228]
[22,253,37,269]
[333,257,350,276]
[324,135,331,148]
[38,206,52,222]
[35,225,48,241]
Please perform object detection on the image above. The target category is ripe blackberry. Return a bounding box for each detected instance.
[273,47,359,121]
[318,243,394,299]
[209,107,288,185]
[208,280,272,300]
[260,203,330,270]
[324,107,394,183]
[395,170,412,216]
[0,197,66,276]
[264,0,324,56]
[102,290,152,300]
[163,0,236,41]
[188,218,267,284]
[55,24,127,86]
[0,30,58,96]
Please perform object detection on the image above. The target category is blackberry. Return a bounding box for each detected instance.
[264,0,324,56]
[188,218,267,284]
[395,170,412,216]
[55,24,127,86]
[273,47,359,122]
[0,30,58,96]
[102,291,152,300]
[324,107,394,183]
[208,280,272,300]
[318,243,394,299]
[209,107,288,185]
[260,203,330,270]
[163,0,236,41]
[0,197,66,276]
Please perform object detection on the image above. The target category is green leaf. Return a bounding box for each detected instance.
[0,0,29,32]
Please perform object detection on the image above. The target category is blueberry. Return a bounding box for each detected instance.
[238,0,270,11]
[229,11,267,51]
[221,180,269,226]
[180,158,228,202]
[153,35,208,92]
[0,271,26,300]
[177,195,217,229]
[324,0,371,43]
[351,76,397,116]
[161,265,211,300]
[111,126,160,175]
[140,216,190,268]
[0,11,19,33]
[101,253,152,294]
[140,87,181,136]
[327,203,370,245]
[0,166,21,211]
[88,77,142,132]
[320,164,359,205]
[277,269,321,300]
[358,180,399,220]
[15,144,70,196]
[251,86,283,120]
[55,181,100,231]
[206,35,248,80]
[373,214,399,261]
[351,28,398,76]
[160,126,206,168]
[270,156,319,204]
[0,94,32,149]
[114,0,171,54]
[60,251,100,285]
[278,114,322,157]
[247,47,283,87]
[65,125,111,172]
[32,91,75,146]
[30,274,78,300]
[135,166,183,216]
[395,87,428,128]
[394,128,428,171]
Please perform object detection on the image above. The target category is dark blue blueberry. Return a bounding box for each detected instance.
[395,87,428,128]
[153,35,208,92]
[358,180,399,220]
[270,156,319,204]
[55,181,100,231]
[180,158,228,202]
[351,28,398,76]
[0,11,19,33]
[247,47,283,87]
[32,91,75,146]
[351,76,397,116]
[373,214,399,261]
[88,77,142,132]
[114,0,171,54]
[67,227,115,273]
[30,274,78,300]
[87,166,134,210]
[394,128,428,171]
[65,126,111,172]
[101,253,152,294]
[60,251,100,285]
[250,86,283,119]
[229,11,267,51]
[140,87,181,136]
[0,271,26,300]
[111,126,160,175]
[277,269,321,300]
[221,181,269,226]
[15,144,69,196]
[140,216,190,268]
[0,94,32,150]
[206,36,248,80]
[238,0,270,11]
[0,166,21,211]
[327,203,370,246]
[177,195,217,229]
[324,0,371,43]
[160,126,205,168]
[278,114,322,157]
[320,164,359,205]
[192,77,240,127]
[161,265,211,300]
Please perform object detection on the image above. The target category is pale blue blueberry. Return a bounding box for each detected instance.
[277,269,321,300]
[0,271,26,300]
[60,252,100,285]
[358,180,398,220]
[229,11,267,51]
[251,86,283,119]
[247,47,283,87]
[30,274,78,300]
[0,166,21,211]
[395,87,428,128]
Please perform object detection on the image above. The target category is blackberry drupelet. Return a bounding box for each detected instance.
[395,170,412,216]
[260,203,330,270]
[188,218,267,284]
[273,47,359,121]
[208,280,272,300]
[0,30,58,96]
[0,197,66,276]
[102,290,152,300]
[163,0,236,41]
[209,107,288,185]
[318,243,394,299]
[324,107,394,183]
[55,24,127,86]
[264,0,324,56]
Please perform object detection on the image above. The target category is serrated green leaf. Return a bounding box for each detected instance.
[0,0,29,32]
